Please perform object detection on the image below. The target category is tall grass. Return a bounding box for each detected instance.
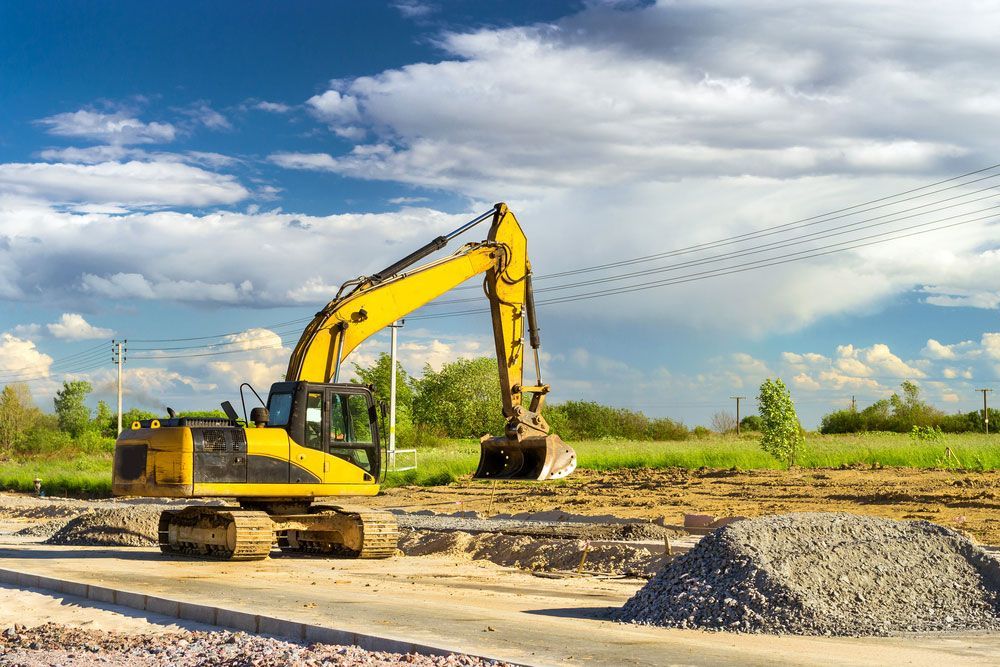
[3,432,998,497]
[0,452,112,497]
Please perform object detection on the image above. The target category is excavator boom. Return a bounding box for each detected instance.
[285,203,576,481]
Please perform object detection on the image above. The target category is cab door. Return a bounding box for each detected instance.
[290,389,326,484]
[323,387,380,482]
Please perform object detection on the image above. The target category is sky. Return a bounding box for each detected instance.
[1,0,999,428]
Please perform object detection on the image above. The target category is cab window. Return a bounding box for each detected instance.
[267,393,293,427]
[304,392,323,449]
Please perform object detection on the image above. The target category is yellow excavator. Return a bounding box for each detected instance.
[112,203,577,560]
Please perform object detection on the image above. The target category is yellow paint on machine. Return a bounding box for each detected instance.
[192,482,378,497]
[113,425,378,498]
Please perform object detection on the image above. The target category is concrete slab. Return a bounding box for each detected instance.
[0,543,998,667]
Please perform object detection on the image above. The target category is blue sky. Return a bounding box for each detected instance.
[1,0,999,428]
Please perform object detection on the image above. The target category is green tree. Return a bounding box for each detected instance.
[412,357,504,438]
[93,400,114,436]
[0,383,40,452]
[53,380,92,437]
[353,353,414,428]
[740,414,763,432]
[757,378,805,467]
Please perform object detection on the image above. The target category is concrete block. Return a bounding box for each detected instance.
[258,616,305,641]
[145,596,181,618]
[304,624,355,646]
[60,580,90,598]
[216,608,259,633]
[86,585,117,605]
[33,575,64,594]
[16,572,41,589]
[114,590,148,611]
[179,602,217,625]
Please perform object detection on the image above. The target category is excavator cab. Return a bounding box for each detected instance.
[264,381,382,479]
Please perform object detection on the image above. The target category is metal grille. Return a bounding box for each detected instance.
[232,429,246,452]
[202,429,227,452]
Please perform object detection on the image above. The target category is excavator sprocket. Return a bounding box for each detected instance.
[158,507,273,561]
[276,506,398,558]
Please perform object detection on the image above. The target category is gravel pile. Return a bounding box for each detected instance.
[45,508,161,547]
[0,623,505,666]
[617,512,1000,636]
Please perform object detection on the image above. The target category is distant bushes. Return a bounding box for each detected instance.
[820,381,997,434]
[545,400,688,441]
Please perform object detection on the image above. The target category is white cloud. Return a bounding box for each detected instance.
[923,339,958,360]
[37,110,175,144]
[183,103,231,131]
[0,161,249,207]
[46,313,113,340]
[254,101,291,113]
[393,1,434,18]
[0,333,52,379]
[0,200,465,306]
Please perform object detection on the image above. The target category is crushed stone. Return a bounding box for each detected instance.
[45,508,162,547]
[616,512,1000,636]
[0,623,506,666]
[399,528,662,577]
[395,512,681,541]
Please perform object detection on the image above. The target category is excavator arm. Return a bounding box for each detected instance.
[284,203,576,480]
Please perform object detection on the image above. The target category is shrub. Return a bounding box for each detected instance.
[757,378,805,467]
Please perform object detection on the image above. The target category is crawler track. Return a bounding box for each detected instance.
[158,508,273,561]
[277,506,399,558]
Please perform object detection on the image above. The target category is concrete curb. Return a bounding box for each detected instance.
[0,566,517,664]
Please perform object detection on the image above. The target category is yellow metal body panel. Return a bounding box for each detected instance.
[112,425,378,500]
[486,205,528,416]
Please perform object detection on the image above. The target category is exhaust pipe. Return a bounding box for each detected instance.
[473,433,577,481]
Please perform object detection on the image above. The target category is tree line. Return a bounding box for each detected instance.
[819,381,996,434]
[353,354,690,444]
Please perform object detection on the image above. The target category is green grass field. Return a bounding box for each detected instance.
[381,432,1000,487]
[2,432,998,497]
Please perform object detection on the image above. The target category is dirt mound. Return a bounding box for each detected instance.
[13,520,69,539]
[617,513,1000,636]
[45,508,161,547]
[399,529,661,577]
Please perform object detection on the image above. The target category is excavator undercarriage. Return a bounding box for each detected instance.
[157,505,399,561]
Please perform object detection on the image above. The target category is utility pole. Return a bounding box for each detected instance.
[113,339,127,435]
[851,395,856,411]
[730,396,746,435]
[977,388,993,435]
[388,320,404,469]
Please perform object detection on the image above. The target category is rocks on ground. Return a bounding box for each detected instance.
[399,528,662,577]
[616,512,1000,636]
[0,623,505,667]
[45,508,162,547]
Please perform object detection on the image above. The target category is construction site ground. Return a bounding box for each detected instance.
[371,466,1000,544]
[1,465,999,665]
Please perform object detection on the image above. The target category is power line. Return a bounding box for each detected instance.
[424,198,1000,307]
[408,208,997,320]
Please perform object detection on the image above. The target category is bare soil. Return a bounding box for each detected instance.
[369,467,1000,544]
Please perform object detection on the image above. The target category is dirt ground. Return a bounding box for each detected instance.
[370,467,1000,544]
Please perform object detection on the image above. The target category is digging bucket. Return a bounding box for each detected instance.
[473,433,577,481]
